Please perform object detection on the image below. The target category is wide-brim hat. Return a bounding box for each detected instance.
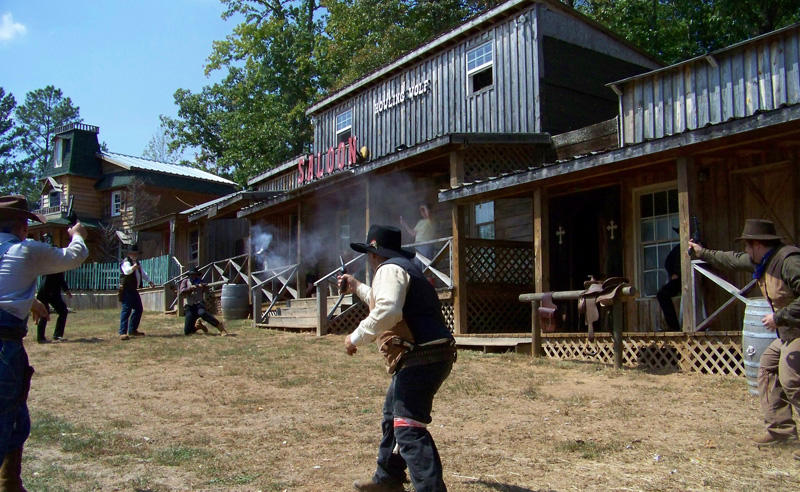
[186,266,200,276]
[0,195,46,223]
[351,225,415,259]
[128,244,141,253]
[736,219,783,241]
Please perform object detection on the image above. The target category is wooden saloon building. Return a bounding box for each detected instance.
[238,0,659,334]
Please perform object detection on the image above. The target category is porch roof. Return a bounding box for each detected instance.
[238,133,551,219]
[438,104,800,202]
[187,190,281,222]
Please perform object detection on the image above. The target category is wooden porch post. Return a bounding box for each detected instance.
[364,177,372,285]
[451,203,468,335]
[677,157,697,331]
[296,201,302,295]
[532,187,548,356]
[248,218,259,328]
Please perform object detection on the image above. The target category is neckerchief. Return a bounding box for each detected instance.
[753,247,777,280]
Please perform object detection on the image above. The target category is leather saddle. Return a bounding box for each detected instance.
[578,276,630,340]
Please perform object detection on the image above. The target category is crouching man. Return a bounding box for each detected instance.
[338,225,456,492]
[179,267,227,336]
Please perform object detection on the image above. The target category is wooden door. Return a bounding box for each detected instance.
[549,185,623,329]
[732,163,796,244]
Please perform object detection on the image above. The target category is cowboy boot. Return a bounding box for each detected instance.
[216,321,228,336]
[195,318,208,333]
[0,447,27,491]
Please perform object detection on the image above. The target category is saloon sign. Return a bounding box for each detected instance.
[297,136,360,185]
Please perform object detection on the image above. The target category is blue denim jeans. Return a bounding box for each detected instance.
[119,289,143,335]
[184,304,220,335]
[373,359,453,492]
[0,340,31,456]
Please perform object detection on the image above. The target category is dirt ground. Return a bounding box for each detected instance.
[19,309,800,491]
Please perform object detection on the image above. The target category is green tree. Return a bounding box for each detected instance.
[573,0,800,65]
[0,87,34,197]
[142,121,183,163]
[15,85,81,179]
[163,0,324,184]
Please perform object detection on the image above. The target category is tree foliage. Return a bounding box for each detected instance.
[142,121,183,163]
[573,0,800,65]
[15,85,81,180]
[0,87,30,197]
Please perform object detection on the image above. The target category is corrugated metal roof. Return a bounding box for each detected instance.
[100,152,236,186]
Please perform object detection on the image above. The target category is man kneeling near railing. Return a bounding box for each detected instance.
[179,267,227,336]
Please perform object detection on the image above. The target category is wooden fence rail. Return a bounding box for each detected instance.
[62,254,170,291]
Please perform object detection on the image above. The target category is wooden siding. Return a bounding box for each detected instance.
[64,176,103,218]
[313,6,538,163]
[620,25,800,145]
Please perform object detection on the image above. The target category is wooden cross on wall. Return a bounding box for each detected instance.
[606,220,618,240]
[556,226,566,245]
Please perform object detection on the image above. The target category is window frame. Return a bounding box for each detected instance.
[48,191,61,209]
[335,109,352,144]
[634,183,680,298]
[474,200,495,240]
[466,40,494,95]
[111,190,123,217]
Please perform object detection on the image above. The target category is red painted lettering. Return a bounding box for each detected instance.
[307,154,315,182]
[326,147,335,174]
[336,142,346,170]
[347,136,358,165]
[315,152,324,178]
[297,157,306,184]
[326,146,336,173]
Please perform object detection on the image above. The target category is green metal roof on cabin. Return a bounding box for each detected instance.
[95,171,237,195]
[41,124,103,179]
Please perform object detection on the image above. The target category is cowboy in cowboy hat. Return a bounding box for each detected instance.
[179,266,227,336]
[338,225,455,492]
[690,219,800,458]
[0,195,88,489]
[119,244,154,340]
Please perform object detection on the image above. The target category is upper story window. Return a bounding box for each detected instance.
[475,200,495,239]
[111,190,122,217]
[638,187,679,297]
[48,191,61,209]
[336,109,352,144]
[466,41,493,94]
[53,138,70,168]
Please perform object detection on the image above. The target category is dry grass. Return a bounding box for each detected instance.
[21,309,800,491]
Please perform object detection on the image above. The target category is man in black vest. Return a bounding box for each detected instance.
[119,245,153,340]
[690,219,800,457]
[36,234,73,343]
[338,225,456,492]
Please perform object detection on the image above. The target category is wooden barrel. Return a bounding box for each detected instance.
[742,298,777,396]
[221,284,250,320]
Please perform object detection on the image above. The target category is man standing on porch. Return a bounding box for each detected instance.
[689,219,800,458]
[338,225,456,492]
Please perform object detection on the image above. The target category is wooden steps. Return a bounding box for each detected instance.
[258,295,354,332]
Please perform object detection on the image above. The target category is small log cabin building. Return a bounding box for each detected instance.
[237,0,659,333]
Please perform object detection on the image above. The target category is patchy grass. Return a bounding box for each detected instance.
[19,309,800,491]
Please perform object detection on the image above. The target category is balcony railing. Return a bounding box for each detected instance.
[32,203,68,216]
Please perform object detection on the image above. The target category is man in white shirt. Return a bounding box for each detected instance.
[0,195,88,490]
[118,245,153,340]
[338,225,455,492]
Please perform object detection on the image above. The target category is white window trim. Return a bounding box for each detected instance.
[53,139,63,168]
[634,181,679,298]
[466,40,493,76]
[335,109,353,137]
[111,190,122,217]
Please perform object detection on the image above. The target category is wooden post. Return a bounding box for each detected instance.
[531,299,542,357]
[296,201,302,297]
[365,177,372,285]
[532,187,547,357]
[449,149,465,188]
[252,287,262,326]
[677,157,697,331]
[613,316,623,369]
[451,203,468,335]
[316,285,328,336]
[248,218,256,328]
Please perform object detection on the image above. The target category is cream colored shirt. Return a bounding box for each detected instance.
[349,263,410,346]
[414,218,435,243]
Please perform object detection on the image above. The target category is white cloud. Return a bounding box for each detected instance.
[0,12,26,42]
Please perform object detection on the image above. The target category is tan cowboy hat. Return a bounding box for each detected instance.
[0,195,46,223]
[736,219,783,241]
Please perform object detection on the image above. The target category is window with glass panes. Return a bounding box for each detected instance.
[475,201,495,239]
[639,188,679,296]
[466,41,493,93]
[336,109,352,144]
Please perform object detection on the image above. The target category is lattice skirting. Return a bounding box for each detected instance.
[467,286,530,334]
[541,332,744,375]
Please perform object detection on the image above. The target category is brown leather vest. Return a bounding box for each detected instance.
[758,245,800,341]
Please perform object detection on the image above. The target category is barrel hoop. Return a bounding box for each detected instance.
[743,360,762,368]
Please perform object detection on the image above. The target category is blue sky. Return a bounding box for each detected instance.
[0,0,238,157]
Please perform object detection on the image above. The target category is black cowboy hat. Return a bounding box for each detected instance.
[350,225,415,259]
[736,219,784,241]
[186,266,201,276]
[0,195,46,223]
[128,244,141,253]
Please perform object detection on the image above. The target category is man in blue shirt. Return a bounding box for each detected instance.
[0,195,88,490]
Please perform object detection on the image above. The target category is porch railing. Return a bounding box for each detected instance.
[251,262,300,323]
